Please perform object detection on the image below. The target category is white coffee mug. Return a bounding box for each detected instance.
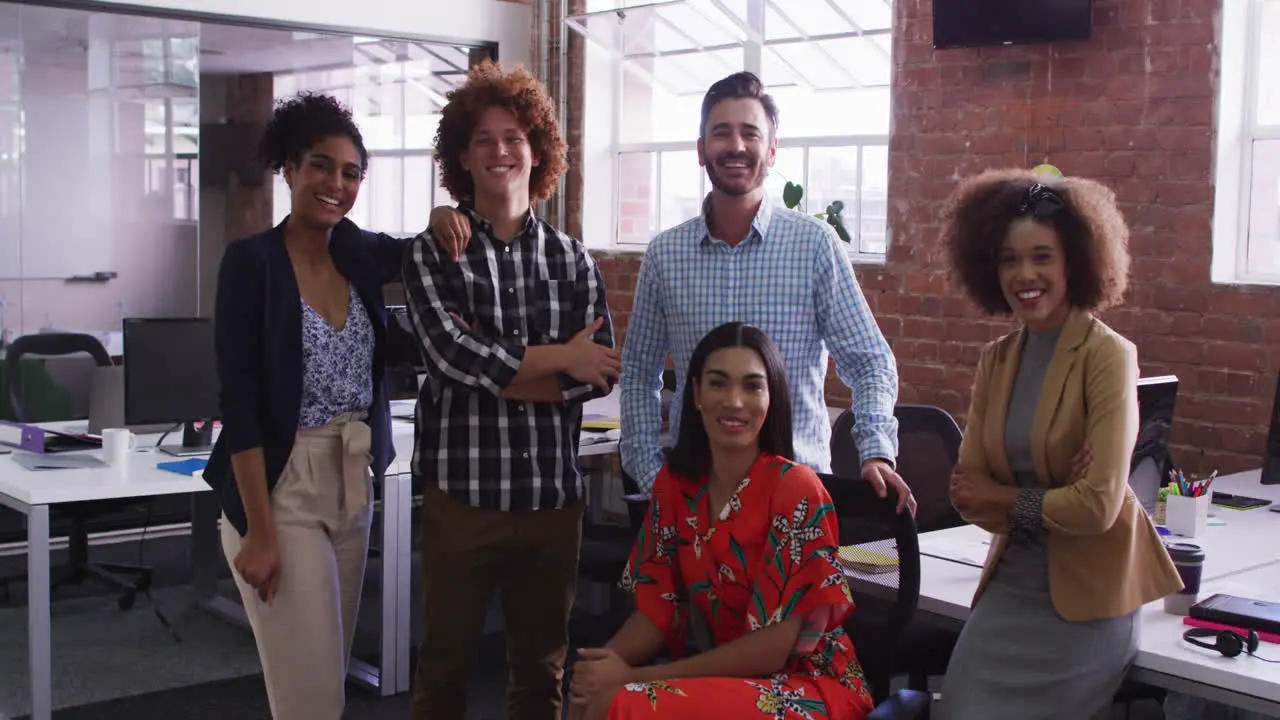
[102,428,137,466]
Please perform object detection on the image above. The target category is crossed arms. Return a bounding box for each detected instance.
[401,232,620,403]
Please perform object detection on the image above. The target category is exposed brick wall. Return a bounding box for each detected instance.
[575,0,1280,477]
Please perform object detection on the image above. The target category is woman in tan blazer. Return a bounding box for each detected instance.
[934,169,1182,720]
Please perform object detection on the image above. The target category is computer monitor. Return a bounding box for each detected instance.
[1262,370,1280,485]
[385,304,427,398]
[122,318,220,457]
[1130,375,1179,514]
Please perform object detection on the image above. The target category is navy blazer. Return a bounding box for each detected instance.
[203,217,408,537]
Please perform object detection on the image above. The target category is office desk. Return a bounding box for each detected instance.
[1129,565,1280,715]
[909,468,1280,713]
[0,447,211,720]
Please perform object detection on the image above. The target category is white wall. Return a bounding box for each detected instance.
[88,0,534,67]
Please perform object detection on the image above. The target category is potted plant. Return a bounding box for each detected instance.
[782,181,852,244]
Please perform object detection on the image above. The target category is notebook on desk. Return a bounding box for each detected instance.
[1191,593,1280,636]
[157,457,208,477]
[838,545,899,574]
[581,414,620,432]
[12,452,105,470]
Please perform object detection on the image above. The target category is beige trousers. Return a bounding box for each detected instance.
[220,413,373,720]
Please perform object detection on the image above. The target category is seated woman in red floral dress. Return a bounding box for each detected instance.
[569,321,872,720]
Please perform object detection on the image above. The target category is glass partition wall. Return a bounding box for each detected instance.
[0,3,201,351]
[0,2,490,354]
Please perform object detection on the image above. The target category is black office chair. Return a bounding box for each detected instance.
[819,473,929,719]
[833,404,965,536]
[576,369,677,639]
[832,404,965,703]
[576,468,651,642]
[2,333,156,612]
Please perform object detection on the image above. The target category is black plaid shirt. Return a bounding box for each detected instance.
[402,207,615,511]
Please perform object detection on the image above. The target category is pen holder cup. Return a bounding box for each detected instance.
[1165,493,1210,538]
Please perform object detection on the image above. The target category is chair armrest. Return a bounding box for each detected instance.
[622,494,650,531]
[867,689,930,720]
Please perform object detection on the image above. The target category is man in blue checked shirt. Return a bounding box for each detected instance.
[620,71,915,515]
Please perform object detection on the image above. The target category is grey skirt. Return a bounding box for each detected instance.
[934,541,1138,720]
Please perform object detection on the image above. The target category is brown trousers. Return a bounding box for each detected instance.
[411,485,584,720]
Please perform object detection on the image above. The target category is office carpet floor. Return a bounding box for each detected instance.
[0,533,1172,719]
[0,530,621,719]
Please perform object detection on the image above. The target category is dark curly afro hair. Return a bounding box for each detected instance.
[942,168,1131,315]
[259,91,368,176]
[433,60,567,204]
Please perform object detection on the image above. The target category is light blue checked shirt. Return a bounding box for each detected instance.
[619,194,899,492]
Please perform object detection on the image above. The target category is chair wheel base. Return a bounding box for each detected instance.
[868,689,931,720]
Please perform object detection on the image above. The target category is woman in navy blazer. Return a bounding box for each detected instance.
[202,92,408,720]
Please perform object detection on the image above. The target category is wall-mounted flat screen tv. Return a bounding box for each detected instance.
[933,0,1092,49]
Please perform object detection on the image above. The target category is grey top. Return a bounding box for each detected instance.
[1003,326,1061,545]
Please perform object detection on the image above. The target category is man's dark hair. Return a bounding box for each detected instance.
[698,71,779,139]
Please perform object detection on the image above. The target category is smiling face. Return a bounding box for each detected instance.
[461,105,538,204]
[692,346,770,454]
[999,217,1071,331]
[283,134,363,230]
[697,97,775,198]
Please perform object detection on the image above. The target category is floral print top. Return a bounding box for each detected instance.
[619,452,874,719]
[298,283,374,429]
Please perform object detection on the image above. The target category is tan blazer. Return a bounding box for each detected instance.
[959,308,1183,622]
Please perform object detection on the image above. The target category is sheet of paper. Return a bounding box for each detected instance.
[12,452,106,471]
[917,533,991,568]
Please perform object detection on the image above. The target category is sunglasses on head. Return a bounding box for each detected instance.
[1018,183,1065,219]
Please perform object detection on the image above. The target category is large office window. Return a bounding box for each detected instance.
[1240,0,1280,279]
[272,38,480,235]
[1216,0,1280,283]
[570,0,892,256]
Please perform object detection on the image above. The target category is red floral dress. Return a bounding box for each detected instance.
[610,453,873,719]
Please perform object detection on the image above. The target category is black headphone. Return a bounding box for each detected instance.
[1182,628,1267,659]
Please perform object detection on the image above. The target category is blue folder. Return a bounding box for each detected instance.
[156,458,208,476]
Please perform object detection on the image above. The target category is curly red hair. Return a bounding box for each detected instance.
[433,60,567,204]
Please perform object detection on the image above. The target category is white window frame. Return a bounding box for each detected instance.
[143,153,198,222]
[612,136,889,257]
[1213,0,1278,285]
[575,0,891,261]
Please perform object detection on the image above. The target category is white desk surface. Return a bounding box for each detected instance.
[0,448,209,507]
[1134,565,1280,704]
[915,469,1280,622]
[910,468,1280,704]
[0,391,623,507]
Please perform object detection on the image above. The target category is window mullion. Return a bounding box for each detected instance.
[801,145,811,213]
[855,144,866,254]
[745,0,765,75]
[1238,0,1266,279]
